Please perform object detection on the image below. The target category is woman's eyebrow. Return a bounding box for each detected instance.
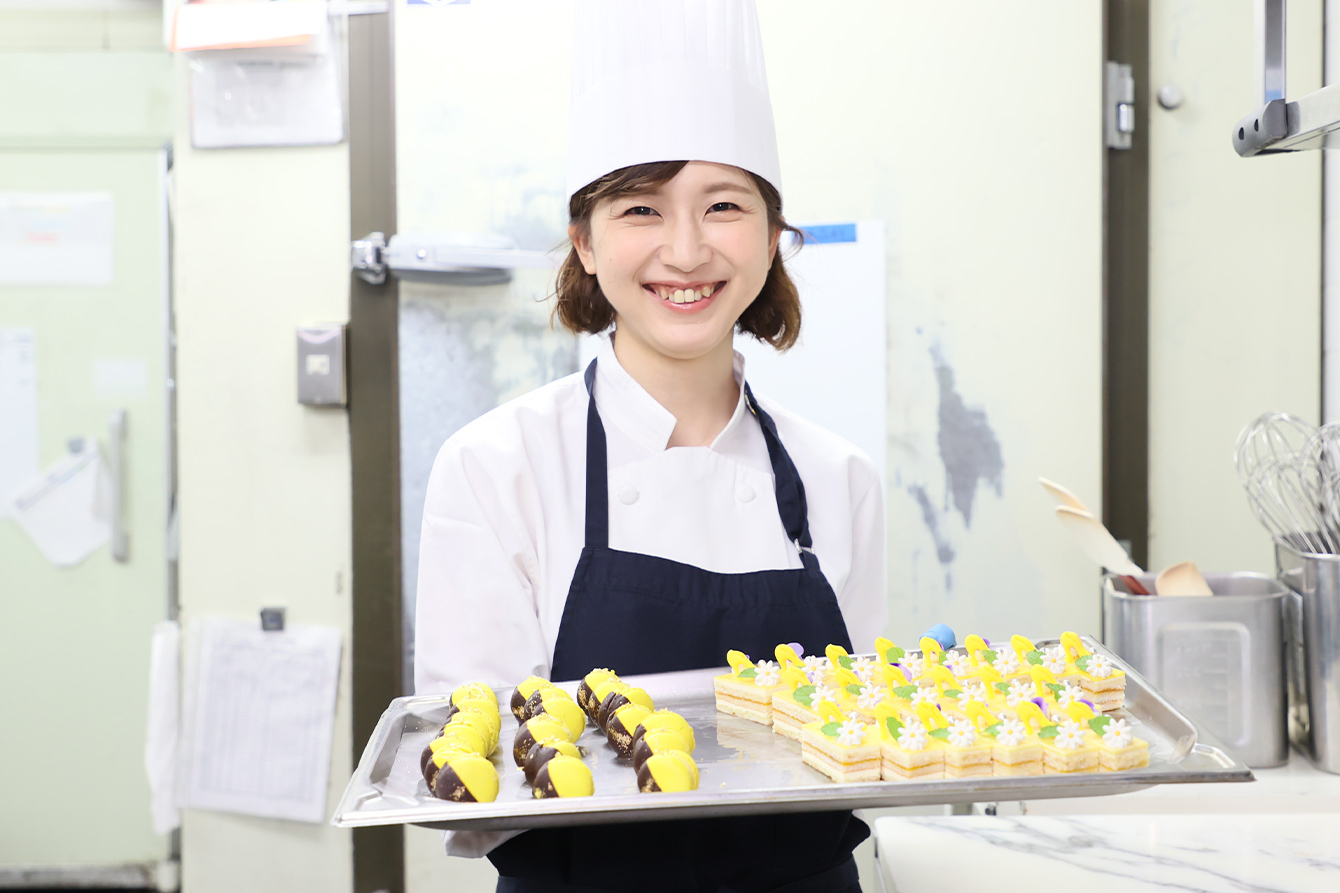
[701,182,753,196]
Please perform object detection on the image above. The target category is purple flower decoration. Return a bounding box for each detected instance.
[788,642,804,657]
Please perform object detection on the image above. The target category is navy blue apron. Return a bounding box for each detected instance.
[488,360,867,893]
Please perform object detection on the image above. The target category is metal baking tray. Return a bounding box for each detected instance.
[331,638,1253,830]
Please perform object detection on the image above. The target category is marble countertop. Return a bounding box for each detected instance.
[874,814,1340,893]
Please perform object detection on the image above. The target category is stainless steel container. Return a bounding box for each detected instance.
[1275,544,1340,774]
[1102,572,1288,768]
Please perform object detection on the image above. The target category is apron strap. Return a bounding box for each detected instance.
[583,360,610,548]
[744,382,814,551]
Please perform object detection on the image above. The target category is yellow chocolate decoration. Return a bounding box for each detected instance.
[775,643,805,670]
[976,665,1004,688]
[918,636,945,663]
[966,700,998,729]
[1014,700,1050,732]
[928,665,957,688]
[825,644,850,667]
[453,682,498,706]
[583,668,617,687]
[873,702,898,740]
[1028,664,1059,696]
[636,710,695,752]
[874,636,897,664]
[515,675,553,702]
[1010,635,1037,658]
[436,723,487,756]
[963,635,990,664]
[817,700,845,725]
[1065,701,1098,723]
[780,666,808,691]
[537,755,593,798]
[1060,631,1090,661]
[535,691,586,740]
[455,701,501,734]
[834,667,861,689]
[726,650,753,678]
[882,664,910,688]
[915,701,949,730]
[643,752,696,792]
[445,753,499,802]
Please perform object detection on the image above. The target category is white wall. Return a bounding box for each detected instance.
[1147,0,1322,573]
[172,53,355,893]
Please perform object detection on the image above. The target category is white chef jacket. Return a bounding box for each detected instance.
[414,335,886,857]
[414,334,887,696]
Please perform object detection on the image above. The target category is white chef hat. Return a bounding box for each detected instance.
[566,0,782,204]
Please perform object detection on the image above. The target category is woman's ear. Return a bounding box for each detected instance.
[569,223,597,275]
[768,225,782,265]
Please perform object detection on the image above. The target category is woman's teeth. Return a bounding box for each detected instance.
[654,285,716,304]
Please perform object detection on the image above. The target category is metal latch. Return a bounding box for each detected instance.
[1105,62,1135,150]
[351,232,387,285]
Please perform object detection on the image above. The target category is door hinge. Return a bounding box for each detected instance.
[1105,62,1135,150]
[351,232,387,285]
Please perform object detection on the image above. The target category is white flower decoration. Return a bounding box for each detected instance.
[901,655,926,678]
[896,721,929,751]
[1006,679,1033,707]
[943,651,969,677]
[1042,647,1068,675]
[853,656,879,678]
[811,685,838,706]
[946,720,977,747]
[1053,726,1086,751]
[909,688,936,707]
[836,719,867,747]
[754,660,781,687]
[992,650,1021,674]
[963,681,990,704]
[1102,718,1134,749]
[996,718,1027,747]
[1055,682,1085,708]
[856,685,889,710]
[1088,655,1114,680]
[802,655,831,675]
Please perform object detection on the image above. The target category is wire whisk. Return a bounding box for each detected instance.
[1235,412,1340,555]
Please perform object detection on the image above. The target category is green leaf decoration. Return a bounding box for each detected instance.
[820,721,843,738]
[885,716,904,736]
[1088,716,1111,735]
[983,722,1002,738]
[1045,683,1064,696]
[887,647,906,662]
[846,684,863,695]
[935,652,948,664]
[982,649,998,663]
[928,727,951,741]
[1037,725,1060,739]
[1076,655,1093,672]
[1026,650,1044,665]
[893,685,918,699]
[944,689,963,699]
[795,684,816,707]
[993,682,1011,694]
[739,667,758,678]
[837,655,854,669]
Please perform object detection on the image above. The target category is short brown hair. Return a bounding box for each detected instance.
[553,161,804,351]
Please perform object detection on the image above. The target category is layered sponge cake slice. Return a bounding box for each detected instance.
[801,702,881,783]
[714,650,787,725]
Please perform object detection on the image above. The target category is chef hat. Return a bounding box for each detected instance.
[566,0,782,203]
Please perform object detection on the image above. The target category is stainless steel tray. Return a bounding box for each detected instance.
[331,638,1253,830]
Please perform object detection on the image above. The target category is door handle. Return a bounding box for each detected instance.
[109,409,128,563]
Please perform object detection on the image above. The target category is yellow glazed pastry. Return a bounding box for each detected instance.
[874,702,944,780]
[1066,701,1148,770]
[632,709,696,753]
[771,668,842,741]
[918,702,991,778]
[1016,700,1099,774]
[1060,632,1127,712]
[714,649,788,725]
[800,702,882,783]
[967,701,1042,777]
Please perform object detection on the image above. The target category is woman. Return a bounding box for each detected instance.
[415,2,885,890]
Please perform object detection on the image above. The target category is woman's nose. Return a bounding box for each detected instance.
[660,218,711,272]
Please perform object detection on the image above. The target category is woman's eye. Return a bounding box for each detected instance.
[621,206,657,217]
[709,202,741,213]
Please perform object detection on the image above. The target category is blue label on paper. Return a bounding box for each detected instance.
[799,223,857,244]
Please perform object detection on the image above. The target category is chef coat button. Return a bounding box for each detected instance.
[736,484,755,503]
[618,484,639,505]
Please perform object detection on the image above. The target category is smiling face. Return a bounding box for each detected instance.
[570,161,780,364]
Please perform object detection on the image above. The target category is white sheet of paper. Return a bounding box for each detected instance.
[0,192,114,287]
[577,220,888,483]
[145,620,181,835]
[179,616,342,824]
[9,443,111,567]
[0,327,40,518]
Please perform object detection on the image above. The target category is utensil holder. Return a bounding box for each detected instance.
[1275,543,1340,774]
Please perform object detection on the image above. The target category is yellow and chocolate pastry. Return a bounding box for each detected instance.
[523,687,586,740]
[532,754,594,799]
[510,675,556,720]
[630,728,693,773]
[523,739,584,784]
[431,752,500,802]
[596,686,654,729]
[587,678,630,725]
[604,703,651,757]
[452,682,498,707]
[421,733,483,787]
[637,750,699,793]
[513,714,572,767]
[443,707,500,752]
[632,710,696,753]
[577,668,618,716]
